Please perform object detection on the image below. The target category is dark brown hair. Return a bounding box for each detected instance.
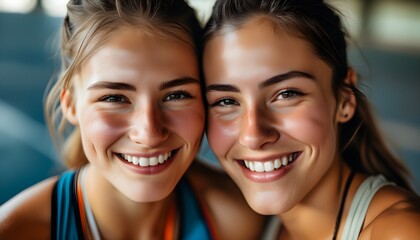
[204,0,413,191]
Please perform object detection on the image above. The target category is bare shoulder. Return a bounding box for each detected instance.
[0,176,58,239]
[361,185,420,239]
[187,160,266,240]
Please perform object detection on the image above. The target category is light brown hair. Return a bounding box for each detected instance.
[44,0,202,168]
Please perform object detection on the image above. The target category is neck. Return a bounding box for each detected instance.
[278,161,355,240]
[84,165,176,239]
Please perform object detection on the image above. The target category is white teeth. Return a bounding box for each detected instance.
[158,155,164,164]
[264,161,274,172]
[139,157,149,166]
[121,152,172,167]
[281,156,288,166]
[249,161,255,171]
[274,159,281,169]
[149,157,158,166]
[254,162,264,172]
[243,153,297,173]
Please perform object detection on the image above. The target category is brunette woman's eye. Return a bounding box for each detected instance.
[210,98,239,107]
[276,90,302,100]
[99,95,129,103]
[163,91,192,101]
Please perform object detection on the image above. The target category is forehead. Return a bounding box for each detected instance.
[77,27,199,86]
[203,17,332,83]
[92,27,194,62]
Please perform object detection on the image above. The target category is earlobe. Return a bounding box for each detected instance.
[60,89,78,125]
[337,68,357,123]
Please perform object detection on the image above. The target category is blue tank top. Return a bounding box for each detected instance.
[51,170,215,240]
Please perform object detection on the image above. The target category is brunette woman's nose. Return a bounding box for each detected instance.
[238,108,279,150]
[129,105,168,147]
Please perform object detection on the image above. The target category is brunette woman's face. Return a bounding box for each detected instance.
[204,18,345,214]
[65,27,204,202]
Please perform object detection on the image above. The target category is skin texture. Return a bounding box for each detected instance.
[65,28,205,203]
[205,17,351,215]
[204,17,420,239]
[0,27,266,240]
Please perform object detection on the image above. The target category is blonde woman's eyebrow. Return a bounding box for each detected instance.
[87,81,136,91]
[259,71,315,89]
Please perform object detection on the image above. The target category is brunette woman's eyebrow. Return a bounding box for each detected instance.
[88,81,136,91]
[259,71,315,89]
[206,84,240,93]
[159,77,200,90]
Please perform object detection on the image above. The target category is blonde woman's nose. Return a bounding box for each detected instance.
[129,105,169,147]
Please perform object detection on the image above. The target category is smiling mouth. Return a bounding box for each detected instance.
[117,150,178,167]
[241,152,301,173]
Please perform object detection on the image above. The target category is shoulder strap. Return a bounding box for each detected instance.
[340,175,395,240]
[261,216,281,240]
[51,170,84,240]
[176,177,218,240]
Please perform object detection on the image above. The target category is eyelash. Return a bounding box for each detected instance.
[97,91,193,105]
[275,89,303,100]
[209,89,303,107]
[98,94,129,103]
[209,97,238,107]
[163,91,193,101]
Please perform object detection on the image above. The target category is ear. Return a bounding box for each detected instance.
[60,89,78,125]
[336,68,357,123]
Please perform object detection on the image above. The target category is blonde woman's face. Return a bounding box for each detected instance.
[69,28,204,202]
[204,18,343,214]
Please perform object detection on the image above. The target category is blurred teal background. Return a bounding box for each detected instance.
[1,0,420,204]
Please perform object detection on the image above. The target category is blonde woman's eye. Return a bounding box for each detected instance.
[99,95,129,103]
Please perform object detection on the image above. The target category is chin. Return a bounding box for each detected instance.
[249,199,293,215]
[243,190,294,216]
[127,190,171,203]
[121,183,175,203]
[247,200,278,215]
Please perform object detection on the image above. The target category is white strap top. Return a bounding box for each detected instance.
[340,174,394,240]
[261,216,281,240]
[261,175,394,240]
[80,167,102,240]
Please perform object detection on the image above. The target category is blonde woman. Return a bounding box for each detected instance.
[0,0,265,239]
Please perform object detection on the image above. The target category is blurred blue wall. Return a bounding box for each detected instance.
[1,11,419,205]
[0,12,64,204]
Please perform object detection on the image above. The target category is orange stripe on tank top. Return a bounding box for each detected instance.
[164,200,176,240]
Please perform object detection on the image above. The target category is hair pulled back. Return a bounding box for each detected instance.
[204,0,413,191]
[45,0,202,168]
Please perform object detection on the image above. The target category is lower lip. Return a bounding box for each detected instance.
[118,152,177,175]
[239,156,298,183]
